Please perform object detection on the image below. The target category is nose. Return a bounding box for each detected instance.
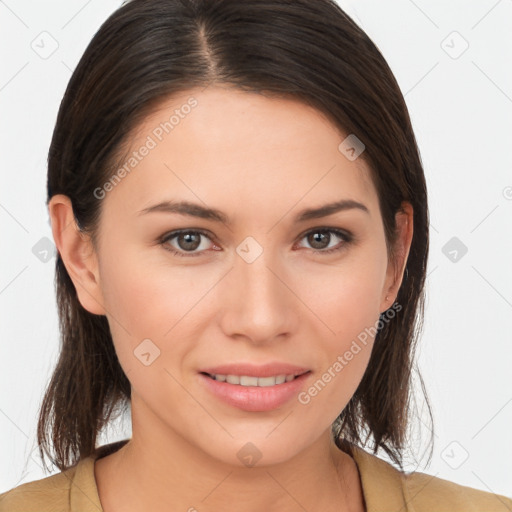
[219,246,298,345]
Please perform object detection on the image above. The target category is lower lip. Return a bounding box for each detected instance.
[198,372,311,412]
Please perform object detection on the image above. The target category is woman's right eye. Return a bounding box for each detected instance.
[159,229,217,257]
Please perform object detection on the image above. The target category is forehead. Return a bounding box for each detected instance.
[102,85,378,224]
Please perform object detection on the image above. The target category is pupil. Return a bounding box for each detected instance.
[309,232,329,249]
[179,233,200,251]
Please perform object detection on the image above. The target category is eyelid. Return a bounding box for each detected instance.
[159,226,354,257]
[293,226,353,252]
[295,225,351,242]
[158,228,218,257]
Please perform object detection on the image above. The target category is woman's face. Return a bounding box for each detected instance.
[62,85,411,466]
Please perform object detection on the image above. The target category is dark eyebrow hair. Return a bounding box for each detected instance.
[137,198,369,224]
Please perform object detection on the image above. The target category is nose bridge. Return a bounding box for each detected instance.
[223,239,295,341]
[239,251,280,304]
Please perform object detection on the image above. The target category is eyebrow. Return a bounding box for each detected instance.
[137,198,369,224]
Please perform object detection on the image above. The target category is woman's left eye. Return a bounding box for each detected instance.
[158,227,353,257]
[295,228,353,254]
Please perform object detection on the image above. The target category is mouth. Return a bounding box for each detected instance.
[198,369,312,411]
[200,370,310,387]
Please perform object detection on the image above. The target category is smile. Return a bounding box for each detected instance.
[199,370,312,411]
[204,373,302,387]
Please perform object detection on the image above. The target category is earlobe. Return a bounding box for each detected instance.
[48,194,106,315]
[380,201,414,313]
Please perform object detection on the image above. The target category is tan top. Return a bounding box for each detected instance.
[1,439,511,511]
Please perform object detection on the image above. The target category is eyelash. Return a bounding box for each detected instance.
[158,227,353,258]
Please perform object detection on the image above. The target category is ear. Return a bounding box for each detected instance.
[48,194,106,315]
[380,201,414,314]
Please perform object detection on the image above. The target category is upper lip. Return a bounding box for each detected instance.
[199,362,311,378]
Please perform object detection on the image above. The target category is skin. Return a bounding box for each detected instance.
[49,85,413,512]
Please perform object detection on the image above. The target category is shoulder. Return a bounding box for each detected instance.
[0,440,127,512]
[394,455,512,511]
[350,444,512,512]
[0,454,102,512]
[403,469,512,512]
[0,465,78,512]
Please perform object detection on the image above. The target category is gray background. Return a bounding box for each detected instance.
[1,0,511,497]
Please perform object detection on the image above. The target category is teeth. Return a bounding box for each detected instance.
[210,373,300,386]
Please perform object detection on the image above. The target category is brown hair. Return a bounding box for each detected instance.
[39,0,433,472]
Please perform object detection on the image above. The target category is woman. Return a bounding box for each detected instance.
[1,0,510,511]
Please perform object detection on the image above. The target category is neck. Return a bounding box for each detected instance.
[95,397,363,512]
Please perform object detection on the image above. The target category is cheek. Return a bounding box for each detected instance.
[298,275,380,422]
[299,254,386,342]
[296,251,386,407]
[99,245,199,333]
[98,247,220,378]
[97,247,178,365]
